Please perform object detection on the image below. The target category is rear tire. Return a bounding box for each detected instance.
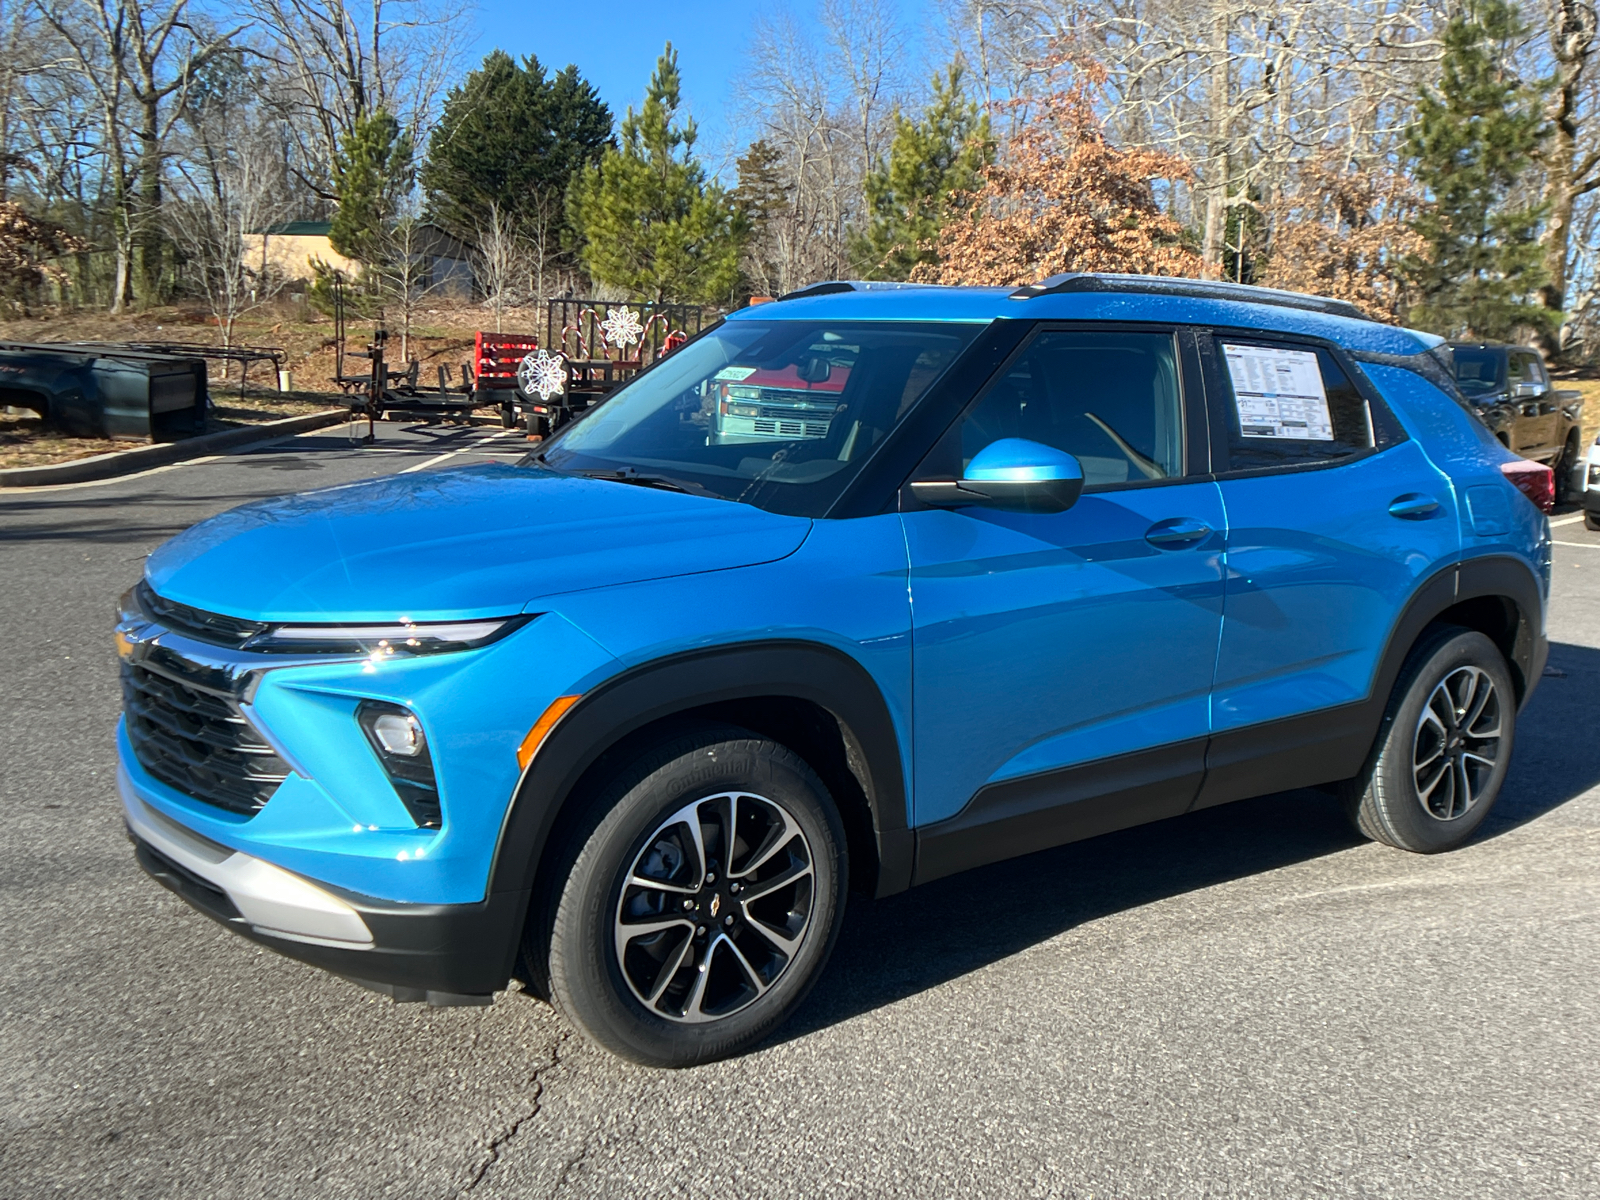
[1554,433,1583,504]
[544,725,847,1067]
[1585,509,1600,532]
[1344,627,1515,853]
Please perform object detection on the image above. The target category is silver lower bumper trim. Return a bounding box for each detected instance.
[119,767,374,949]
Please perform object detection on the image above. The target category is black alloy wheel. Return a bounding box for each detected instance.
[1344,626,1516,853]
[543,725,846,1067]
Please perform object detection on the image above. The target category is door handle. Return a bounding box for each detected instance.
[1388,493,1440,519]
[1145,517,1213,547]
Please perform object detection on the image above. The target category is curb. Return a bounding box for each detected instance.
[0,408,349,488]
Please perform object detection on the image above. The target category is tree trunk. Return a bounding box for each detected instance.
[1536,0,1597,359]
[136,95,163,306]
[1201,5,1232,274]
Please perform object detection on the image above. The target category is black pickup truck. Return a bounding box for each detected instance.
[1447,342,1586,499]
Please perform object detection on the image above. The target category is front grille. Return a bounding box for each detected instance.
[122,662,288,815]
[136,582,266,648]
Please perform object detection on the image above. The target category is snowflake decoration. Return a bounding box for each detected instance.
[518,349,566,401]
[602,306,644,349]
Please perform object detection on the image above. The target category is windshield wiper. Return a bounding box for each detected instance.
[573,468,715,498]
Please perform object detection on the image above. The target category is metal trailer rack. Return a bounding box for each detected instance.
[325,273,487,438]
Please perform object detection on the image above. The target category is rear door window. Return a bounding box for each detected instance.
[1213,339,1383,471]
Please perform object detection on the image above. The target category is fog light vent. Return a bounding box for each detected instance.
[357,701,442,829]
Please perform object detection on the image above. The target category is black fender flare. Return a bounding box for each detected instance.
[487,639,914,906]
[1378,553,1546,710]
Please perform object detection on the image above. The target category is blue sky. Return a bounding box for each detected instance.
[468,1,759,171]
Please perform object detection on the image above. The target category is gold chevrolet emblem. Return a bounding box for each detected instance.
[709,894,721,919]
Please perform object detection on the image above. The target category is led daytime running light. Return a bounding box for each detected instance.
[247,615,529,655]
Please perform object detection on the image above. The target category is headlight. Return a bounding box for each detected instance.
[247,615,531,656]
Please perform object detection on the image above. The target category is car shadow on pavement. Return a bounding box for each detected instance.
[781,639,1600,1043]
[1478,639,1600,839]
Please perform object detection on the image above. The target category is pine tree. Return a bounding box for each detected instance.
[733,139,787,297]
[329,110,414,265]
[1404,0,1551,340]
[567,44,743,304]
[854,63,992,281]
[420,52,610,242]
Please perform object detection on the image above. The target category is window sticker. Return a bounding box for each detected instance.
[713,366,758,381]
[1222,344,1335,441]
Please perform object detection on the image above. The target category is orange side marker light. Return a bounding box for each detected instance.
[516,695,582,770]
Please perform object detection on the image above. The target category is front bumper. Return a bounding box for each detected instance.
[123,771,527,1001]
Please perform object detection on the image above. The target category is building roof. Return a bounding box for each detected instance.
[259,220,334,237]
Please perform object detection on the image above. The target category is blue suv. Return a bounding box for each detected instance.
[116,275,1551,1066]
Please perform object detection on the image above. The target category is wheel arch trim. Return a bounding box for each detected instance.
[486,639,913,904]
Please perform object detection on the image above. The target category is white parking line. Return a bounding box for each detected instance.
[1551,512,1588,527]
[1553,540,1599,549]
[398,430,515,474]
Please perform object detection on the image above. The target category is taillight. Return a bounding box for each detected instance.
[1500,459,1554,513]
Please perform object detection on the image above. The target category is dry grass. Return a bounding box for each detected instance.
[1557,378,1600,449]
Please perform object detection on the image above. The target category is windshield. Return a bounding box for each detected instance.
[1450,348,1505,396]
[532,320,983,516]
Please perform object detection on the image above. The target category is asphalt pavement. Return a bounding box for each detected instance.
[1,423,1597,1200]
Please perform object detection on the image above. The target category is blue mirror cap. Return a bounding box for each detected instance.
[964,438,1085,483]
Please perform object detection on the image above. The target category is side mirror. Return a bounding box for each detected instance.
[910,438,1084,514]
[1512,380,1546,400]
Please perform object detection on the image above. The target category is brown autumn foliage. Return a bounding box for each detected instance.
[0,202,87,311]
[916,72,1203,286]
[1261,159,1428,324]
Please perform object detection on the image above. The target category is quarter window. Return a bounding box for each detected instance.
[957,330,1185,488]
[1218,341,1373,470]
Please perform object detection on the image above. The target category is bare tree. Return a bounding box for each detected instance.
[472,199,522,334]
[521,187,561,309]
[935,0,1446,278]
[243,0,468,198]
[41,0,241,309]
[1534,0,1600,354]
[167,139,290,348]
[736,0,913,293]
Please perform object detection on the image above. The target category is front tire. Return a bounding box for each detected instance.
[545,726,846,1067]
[1345,627,1515,853]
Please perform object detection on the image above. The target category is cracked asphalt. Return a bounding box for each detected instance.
[2,422,1598,1199]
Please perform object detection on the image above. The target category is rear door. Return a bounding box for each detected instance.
[1196,333,1461,808]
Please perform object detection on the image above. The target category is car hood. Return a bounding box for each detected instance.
[145,464,813,622]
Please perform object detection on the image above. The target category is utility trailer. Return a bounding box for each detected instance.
[471,331,541,428]
[0,341,208,440]
[499,299,703,439]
